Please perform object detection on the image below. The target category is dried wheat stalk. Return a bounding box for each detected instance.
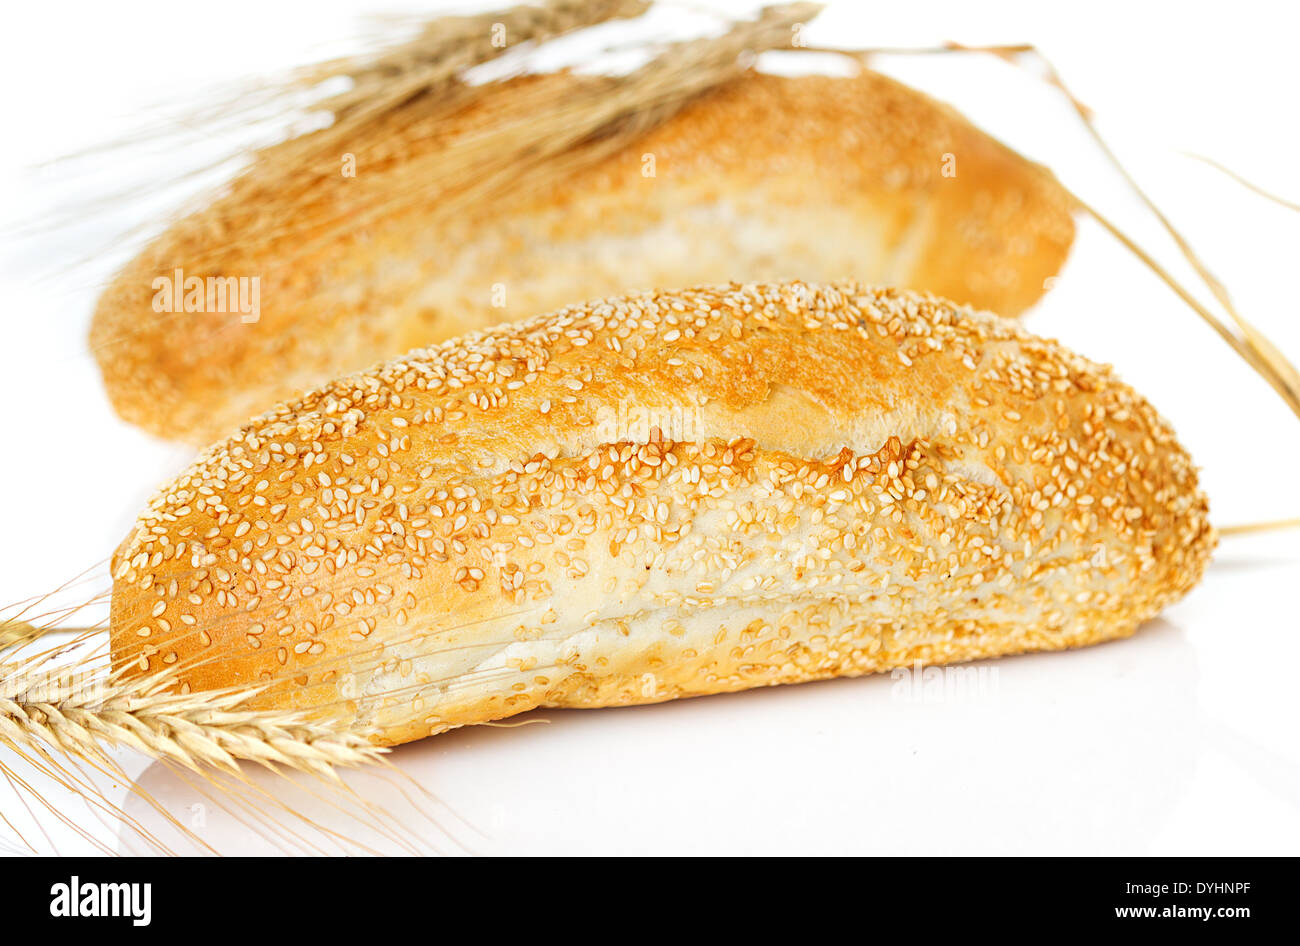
[170,1,820,272]
[1,651,383,778]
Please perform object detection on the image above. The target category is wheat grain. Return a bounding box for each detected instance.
[0,622,42,651]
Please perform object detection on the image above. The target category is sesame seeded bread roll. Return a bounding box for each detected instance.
[91,71,1075,444]
[109,282,1212,747]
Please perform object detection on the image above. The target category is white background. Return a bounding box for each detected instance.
[0,0,1298,855]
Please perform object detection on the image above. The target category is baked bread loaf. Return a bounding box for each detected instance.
[91,71,1075,444]
[109,282,1212,747]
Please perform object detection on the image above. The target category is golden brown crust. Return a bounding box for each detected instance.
[91,71,1075,444]
[110,282,1211,747]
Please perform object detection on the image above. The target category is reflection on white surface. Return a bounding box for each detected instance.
[119,618,1202,855]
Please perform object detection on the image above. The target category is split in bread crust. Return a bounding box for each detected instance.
[91,71,1076,443]
[110,282,1212,747]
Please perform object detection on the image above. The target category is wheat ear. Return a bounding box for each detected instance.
[0,658,384,778]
